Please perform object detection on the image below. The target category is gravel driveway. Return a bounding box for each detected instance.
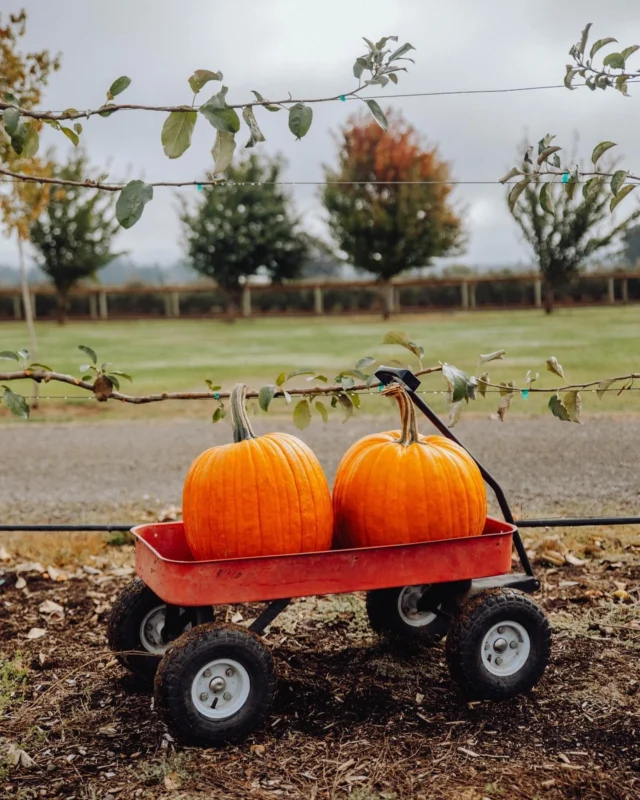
[1,414,638,524]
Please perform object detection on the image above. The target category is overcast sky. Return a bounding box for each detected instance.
[1,0,638,269]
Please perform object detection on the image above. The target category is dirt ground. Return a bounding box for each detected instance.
[0,415,639,799]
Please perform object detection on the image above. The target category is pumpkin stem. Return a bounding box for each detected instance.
[382,382,420,446]
[230,383,256,443]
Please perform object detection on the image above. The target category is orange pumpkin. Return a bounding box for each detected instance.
[183,383,333,560]
[333,382,487,548]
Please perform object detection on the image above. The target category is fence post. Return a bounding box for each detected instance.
[12,294,21,319]
[242,287,251,317]
[98,291,108,320]
[534,279,542,308]
[30,293,37,320]
[314,286,324,314]
[461,282,469,310]
[621,278,628,304]
[171,291,180,317]
[394,286,401,313]
[469,282,477,309]
[89,293,98,320]
[607,277,615,304]
[164,294,172,317]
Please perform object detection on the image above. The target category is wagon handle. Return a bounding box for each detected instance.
[375,366,535,578]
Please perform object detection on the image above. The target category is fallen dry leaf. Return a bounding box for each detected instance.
[0,546,11,562]
[565,553,586,567]
[164,772,182,791]
[541,551,565,567]
[14,562,44,574]
[611,589,632,603]
[46,566,68,582]
[5,743,36,768]
[38,600,64,617]
[98,725,118,737]
[26,628,46,640]
[15,576,26,590]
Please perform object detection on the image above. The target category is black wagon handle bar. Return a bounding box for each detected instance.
[376,366,535,575]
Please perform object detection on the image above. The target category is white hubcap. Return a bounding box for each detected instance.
[140,606,170,655]
[398,585,438,627]
[191,659,250,719]
[481,621,530,676]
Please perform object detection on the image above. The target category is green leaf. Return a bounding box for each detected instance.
[564,66,579,89]
[596,378,615,398]
[200,88,241,134]
[212,405,225,423]
[161,110,197,159]
[591,141,616,165]
[337,369,367,382]
[582,176,602,200]
[61,126,79,147]
[620,45,640,60]
[442,363,471,403]
[275,372,287,387]
[364,99,388,131]
[348,391,361,409]
[610,184,635,212]
[337,393,354,422]
[615,75,629,96]
[286,369,315,381]
[188,69,222,94]
[353,57,368,78]
[2,107,20,135]
[116,180,154,229]
[98,103,116,118]
[388,42,415,62]
[293,399,312,430]
[109,371,133,382]
[376,35,398,50]
[288,103,313,140]
[310,375,328,383]
[388,72,398,85]
[107,375,120,391]
[108,76,131,98]
[537,146,562,165]
[1,386,29,419]
[525,370,539,387]
[563,391,582,424]
[548,394,571,422]
[355,356,375,370]
[78,345,97,365]
[602,52,626,69]
[545,357,565,380]
[211,130,236,174]
[478,349,506,365]
[250,90,280,111]
[0,351,19,362]
[498,167,523,184]
[578,23,592,56]
[16,349,29,362]
[315,401,328,423]
[477,372,490,398]
[283,390,292,404]
[508,179,530,213]
[590,37,617,59]
[611,170,628,196]
[381,330,423,361]
[242,106,265,148]
[497,381,516,421]
[564,176,578,200]
[205,380,222,391]
[258,384,277,412]
[29,362,52,371]
[73,122,83,134]
[79,364,92,373]
[3,91,19,105]
[539,183,553,215]
[22,123,39,157]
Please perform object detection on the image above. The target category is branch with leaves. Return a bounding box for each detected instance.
[1,35,414,229]
[1,335,638,428]
[505,24,639,214]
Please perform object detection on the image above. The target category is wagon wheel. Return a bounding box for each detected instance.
[366,585,453,643]
[154,623,276,746]
[107,578,214,681]
[445,588,551,700]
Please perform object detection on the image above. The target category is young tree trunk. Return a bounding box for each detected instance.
[544,287,555,314]
[17,235,39,408]
[380,282,394,320]
[224,287,243,322]
[56,289,70,325]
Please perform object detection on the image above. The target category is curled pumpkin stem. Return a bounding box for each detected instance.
[230,383,256,443]
[382,382,420,446]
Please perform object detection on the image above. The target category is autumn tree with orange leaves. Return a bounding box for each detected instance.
[323,110,464,317]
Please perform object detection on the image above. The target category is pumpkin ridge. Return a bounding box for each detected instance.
[275,437,314,552]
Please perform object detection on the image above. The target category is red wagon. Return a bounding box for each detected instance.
[108,368,551,746]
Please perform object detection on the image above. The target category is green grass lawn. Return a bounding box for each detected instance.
[0,306,639,420]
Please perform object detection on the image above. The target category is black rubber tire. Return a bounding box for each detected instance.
[107,578,213,682]
[445,589,551,701]
[366,585,452,643]
[154,623,276,746]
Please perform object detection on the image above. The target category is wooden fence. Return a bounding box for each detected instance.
[0,270,639,320]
